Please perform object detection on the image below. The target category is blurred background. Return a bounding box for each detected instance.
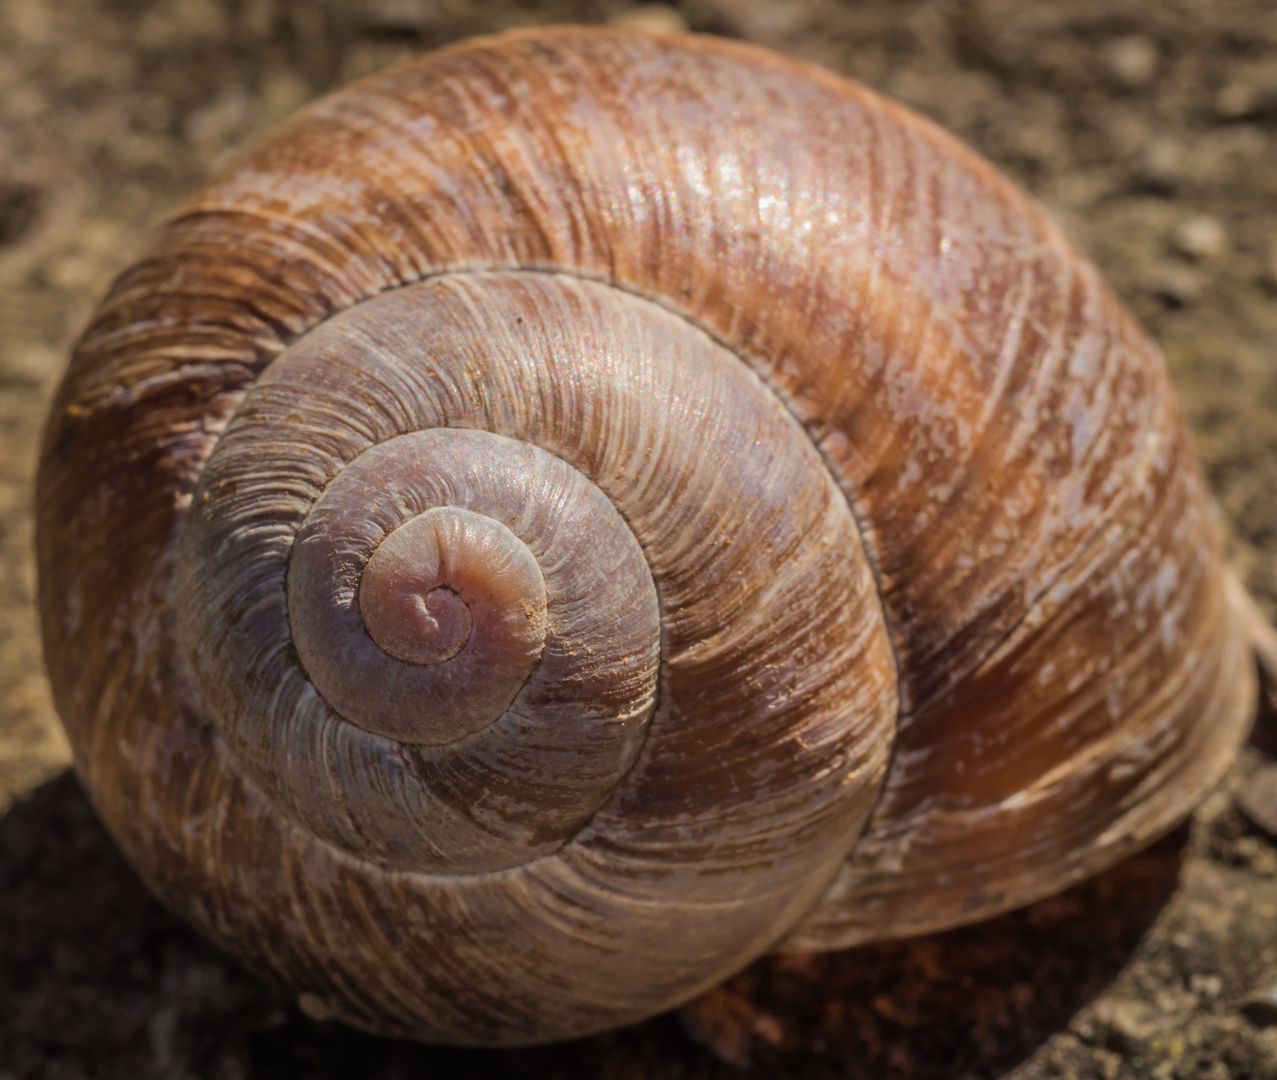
[2,0,1277,1077]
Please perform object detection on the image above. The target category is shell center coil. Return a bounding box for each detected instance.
[360,507,521,666]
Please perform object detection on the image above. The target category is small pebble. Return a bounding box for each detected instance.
[43,253,100,292]
[607,5,689,35]
[1103,35,1159,88]
[1173,215,1228,260]
[1191,974,1224,1002]
[1148,265,1204,307]
[699,0,809,40]
[1236,764,1277,837]
[1139,138,1183,192]
[358,0,437,33]
[5,343,61,388]
[1216,82,1259,119]
[1094,997,1159,1043]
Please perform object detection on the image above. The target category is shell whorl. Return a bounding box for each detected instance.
[36,27,1256,1044]
[173,270,894,884]
[167,268,898,1031]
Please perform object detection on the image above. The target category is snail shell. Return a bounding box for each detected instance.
[36,27,1265,1045]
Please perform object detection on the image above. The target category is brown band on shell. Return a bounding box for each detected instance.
[786,418,1256,948]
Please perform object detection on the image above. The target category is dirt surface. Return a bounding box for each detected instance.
[3,0,1277,1077]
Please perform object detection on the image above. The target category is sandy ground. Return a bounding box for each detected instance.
[2,0,1277,1076]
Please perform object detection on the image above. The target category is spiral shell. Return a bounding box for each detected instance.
[36,27,1259,1044]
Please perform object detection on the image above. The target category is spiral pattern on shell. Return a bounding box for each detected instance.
[37,28,1259,1044]
[175,269,894,898]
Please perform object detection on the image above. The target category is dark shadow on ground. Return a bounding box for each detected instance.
[1244,654,1277,759]
[0,770,1185,1079]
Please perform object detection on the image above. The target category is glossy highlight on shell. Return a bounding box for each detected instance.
[35,26,1266,1046]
